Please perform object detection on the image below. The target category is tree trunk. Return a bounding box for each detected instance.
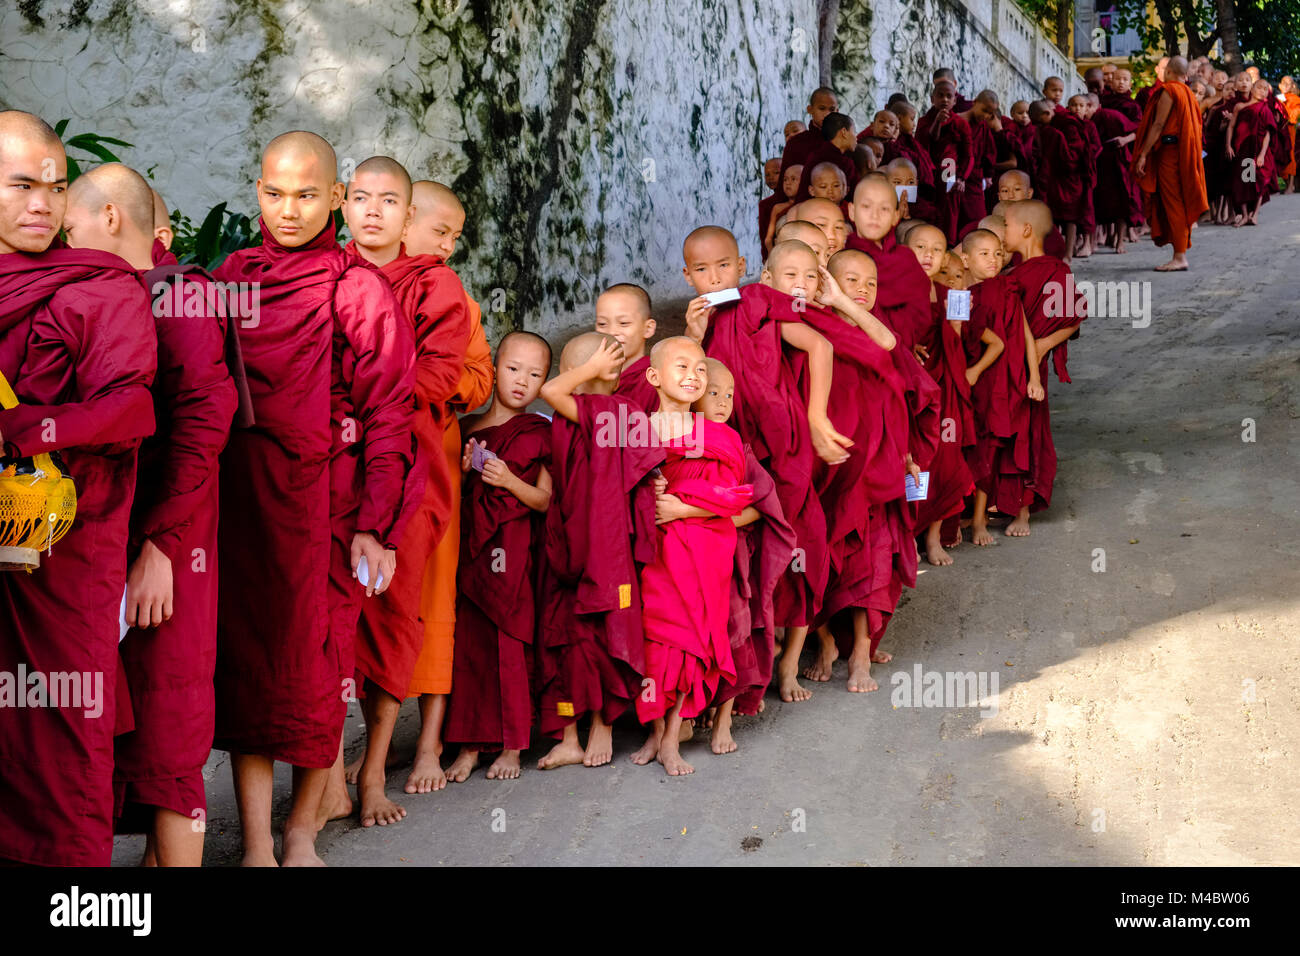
[817,0,840,89]
[1151,0,1184,54]
[1216,0,1243,73]
[1055,0,1071,52]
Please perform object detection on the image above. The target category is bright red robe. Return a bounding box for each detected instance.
[536,393,661,736]
[348,244,467,702]
[212,221,415,768]
[0,248,157,865]
[445,413,550,750]
[636,419,751,722]
[114,257,238,830]
[702,287,827,627]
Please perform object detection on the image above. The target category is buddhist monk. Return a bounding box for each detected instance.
[955,90,1004,230]
[1101,69,1143,123]
[794,112,858,202]
[0,113,158,867]
[212,131,415,866]
[332,158,469,828]
[1043,76,1066,111]
[443,332,552,781]
[781,87,841,181]
[763,157,781,193]
[151,188,174,252]
[918,79,975,242]
[784,120,807,142]
[1133,56,1209,271]
[806,162,849,205]
[62,164,236,867]
[1278,77,1300,193]
[632,337,752,775]
[1225,80,1278,226]
[596,283,658,413]
[797,196,849,256]
[776,218,831,267]
[535,333,659,769]
[398,180,494,795]
[1091,93,1142,253]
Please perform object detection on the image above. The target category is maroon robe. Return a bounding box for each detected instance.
[536,393,661,736]
[1204,93,1246,205]
[968,273,1031,510]
[917,108,975,242]
[780,126,825,183]
[759,191,783,256]
[0,249,157,866]
[212,220,415,768]
[114,258,238,830]
[724,446,795,714]
[1079,119,1103,235]
[795,142,858,202]
[845,232,933,352]
[1100,91,1142,125]
[1092,106,1143,226]
[445,413,550,751]
[702,286,828,627]
[962,117,998,227]
[1229,100,1279,211]
[349,244,467,702]
[616,354,658,413]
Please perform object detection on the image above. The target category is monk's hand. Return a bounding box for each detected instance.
[809,413,853,465]
[655,492,687,525]
[953,179,966,193]
[912,342,930,363]
[351,532,390,598]
[461,439,476,473]
[653,475,668,496]
[685,297,715,343]
[1134,153,1147,177]
[964,367,980,388]
[815,266,847,309]
[585,335,624,379]
[905,453,921,485]
[480,456,516,489]
[125,539,173,629]
[1028,380,1045,402]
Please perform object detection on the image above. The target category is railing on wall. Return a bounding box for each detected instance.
[959,0,1081,87]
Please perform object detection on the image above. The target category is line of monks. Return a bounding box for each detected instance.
[0,50,1288,868]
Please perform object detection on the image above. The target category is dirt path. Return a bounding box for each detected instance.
[116,198,1300,866]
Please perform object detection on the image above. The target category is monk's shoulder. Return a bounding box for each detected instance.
[50,268,150,327]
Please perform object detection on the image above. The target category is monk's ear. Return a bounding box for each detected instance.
[1025,188,1034,199]
[104,202,122,237]
[328,180,345,211]
[403,202,414,230]
[643,318,656,340]
[156,226,175,251]
[759,268,773,287]
[681,265,693,288]
[645,363,661,387]
[736,255,746,278]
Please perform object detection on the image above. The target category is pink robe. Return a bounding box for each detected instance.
[212,220,416,768]
[0,248,157,865]
[636,418,752,722]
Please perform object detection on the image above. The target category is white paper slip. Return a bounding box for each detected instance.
[945,178,956,193]
[946,289,971,321]
[905,471,930,502]
[894,184,918,203]
[119,585,129,642]
[702,287,741,306]
[356,556,386,591]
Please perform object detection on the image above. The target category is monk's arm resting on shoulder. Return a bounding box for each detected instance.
[779,321,853,463]
[732,505,762,528]
[819,266,896,350]
[482,459,551,512]
[965,327,1005,387]
[539,337,624,423]
[1134,91,1176,173]
[1023,315,1045,401]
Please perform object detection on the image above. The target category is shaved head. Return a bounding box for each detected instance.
[67,162,154,233]
[152,188,169,230]
[497,329,552,370]
[702,357,733,387]
[258,130,343,246]
[351,155,412,201]
[560,330,619,373]
[682,224,739,260]
[412,179,462,216]
[649,334,705,370]
[406,180,465,259]
[1166,56,1189,80]
[961,228,1000,253]
[0,110,63,164]
[766,238,818,274]
[1005,198,1053,249]
[0,111,68,253]
[263,130,336,179]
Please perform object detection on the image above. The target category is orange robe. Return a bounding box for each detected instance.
[407,296,494,696]
[1282,92,1300,178]
[1132,81,1208,255]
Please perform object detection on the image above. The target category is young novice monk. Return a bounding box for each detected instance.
[596,282,658,412]
[634,338,753,775]
[976,200,1079,539]
[213,132,416,866]
[681,227,845,703]
[846,173,933,351]
[332,156,469,828]
[535,333,660,769]
[762,164,803,257]
[443,332,553,781]
[795,197,848,255]
[692,358,795,747]
[775,218,832,266]
[397,180,494,796]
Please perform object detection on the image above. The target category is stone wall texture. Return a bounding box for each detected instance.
[1,0,1076,340]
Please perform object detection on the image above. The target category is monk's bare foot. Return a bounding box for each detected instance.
[241,844,278,867]
[346,745,401,785]
[538,736,585,770]
[971,522,994,546]
[485,750,521,780]
[802,638,837,682]
[1114,240,1126,254]
[630,728,660,766]
[846,656,879,693]
[359,780,406,828]
[701,707,716,729]
[679,719,694,743]
[281,827,326,867]
[404,747,446,793]
[925,538,954,566]
[871,649,892,663]
[315,787,352,831]
[445,748,479,783]
[1005,513,1031,537]
[584,722,614,767]
[1231,214,1245,228]
[778,668,813,702]
[710,719,737,755]
[658,742,694,776]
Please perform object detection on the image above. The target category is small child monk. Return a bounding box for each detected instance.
[807,162,849,204]
[785,120,808,141]
[535,333,660,769]
[764,157,782,192]
[692,358,794,747]
[796,196,848,255]
[596,282,658,412]
[635,337,753,774]
[443,332,553,781]
[775,218,832,266]
[761,163,803,257]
